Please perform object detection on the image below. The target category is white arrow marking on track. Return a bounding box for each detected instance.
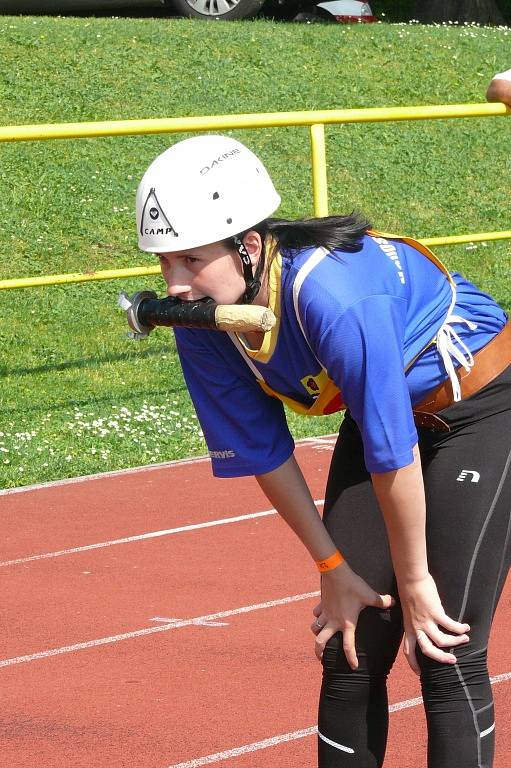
[0,591,320,669]
[150,617,229,627]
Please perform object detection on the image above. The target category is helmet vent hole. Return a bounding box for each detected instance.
[226,218,233,224]
[212,191,220,200]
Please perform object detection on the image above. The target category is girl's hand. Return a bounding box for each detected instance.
[310,563,394,668]
[399,573,470,674]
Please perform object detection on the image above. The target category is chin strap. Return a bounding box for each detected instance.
[233,235,265,304]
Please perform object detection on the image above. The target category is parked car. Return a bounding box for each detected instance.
[1,0,376,23]
[312,0,376,22]
[291,0,376,23]
[168,0,376,21]
[167,0,266,20]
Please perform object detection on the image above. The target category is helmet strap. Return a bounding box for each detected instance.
[233,234,265,304]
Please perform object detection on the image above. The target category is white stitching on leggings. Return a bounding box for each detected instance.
[457,446,511,622]
[453,446,511,767]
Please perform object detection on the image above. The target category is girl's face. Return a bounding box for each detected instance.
[158,234,262,305]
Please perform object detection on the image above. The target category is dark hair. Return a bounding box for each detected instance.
[254,212,371,254]
[223,213,371,298]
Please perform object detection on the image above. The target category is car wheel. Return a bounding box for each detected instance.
[165,0,266,19]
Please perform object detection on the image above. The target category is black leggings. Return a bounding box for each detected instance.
[319,365,511,768]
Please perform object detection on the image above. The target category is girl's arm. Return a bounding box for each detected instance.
[255,454,394,669]
[371,443,470,672]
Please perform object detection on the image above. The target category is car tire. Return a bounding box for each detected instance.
[165,0,266,19]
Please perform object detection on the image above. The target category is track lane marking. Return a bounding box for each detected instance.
[0,591,320,668]
[0,453,210,496]
[0,435,337,496]
[165,674,511,768]
[0,501,324,568]
[150,617,229,627]
[168,728,317,768]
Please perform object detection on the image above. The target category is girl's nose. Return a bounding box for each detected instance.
[164,261,192,298]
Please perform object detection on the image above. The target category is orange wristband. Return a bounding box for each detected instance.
[316,550,344,573]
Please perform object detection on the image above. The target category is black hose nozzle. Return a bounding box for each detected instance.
[118,290,276,338]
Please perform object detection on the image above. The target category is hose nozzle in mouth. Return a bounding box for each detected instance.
[118,290,159,339]
[118,291,276,337]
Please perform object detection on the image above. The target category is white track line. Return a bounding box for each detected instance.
[0,435,337,496]
[166,674,511,768]
[0,453,210,496]
[0,591,320,669]
[0,500,324,568]
[168,728,317,768]
[300,437,337,445]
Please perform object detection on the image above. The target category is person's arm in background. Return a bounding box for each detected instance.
[486,68,511,106]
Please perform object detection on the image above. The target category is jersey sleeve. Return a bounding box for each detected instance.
[301,293,418,473]
[173,328,295,478]
[492,68,511,81]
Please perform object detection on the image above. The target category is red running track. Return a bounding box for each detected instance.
[0,436,509,768]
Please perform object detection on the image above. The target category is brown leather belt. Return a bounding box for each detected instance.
[413,321,511,431]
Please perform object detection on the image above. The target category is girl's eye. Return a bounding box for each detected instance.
[185,256,199,264]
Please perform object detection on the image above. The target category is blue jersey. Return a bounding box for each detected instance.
[174,233,507,477]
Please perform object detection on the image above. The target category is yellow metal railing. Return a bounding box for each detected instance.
[1,230,510,292]
[0,101,509,290]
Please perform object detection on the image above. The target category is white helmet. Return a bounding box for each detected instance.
[136,135,281,253]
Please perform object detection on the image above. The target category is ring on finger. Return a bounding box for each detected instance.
[315,619,324,629]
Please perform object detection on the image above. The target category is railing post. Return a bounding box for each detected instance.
[310,124,329,217]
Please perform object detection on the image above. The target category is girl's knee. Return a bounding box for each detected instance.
[419,645,491,705]
[321,630,396,689]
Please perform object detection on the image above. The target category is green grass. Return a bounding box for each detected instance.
[0,15,509,488]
